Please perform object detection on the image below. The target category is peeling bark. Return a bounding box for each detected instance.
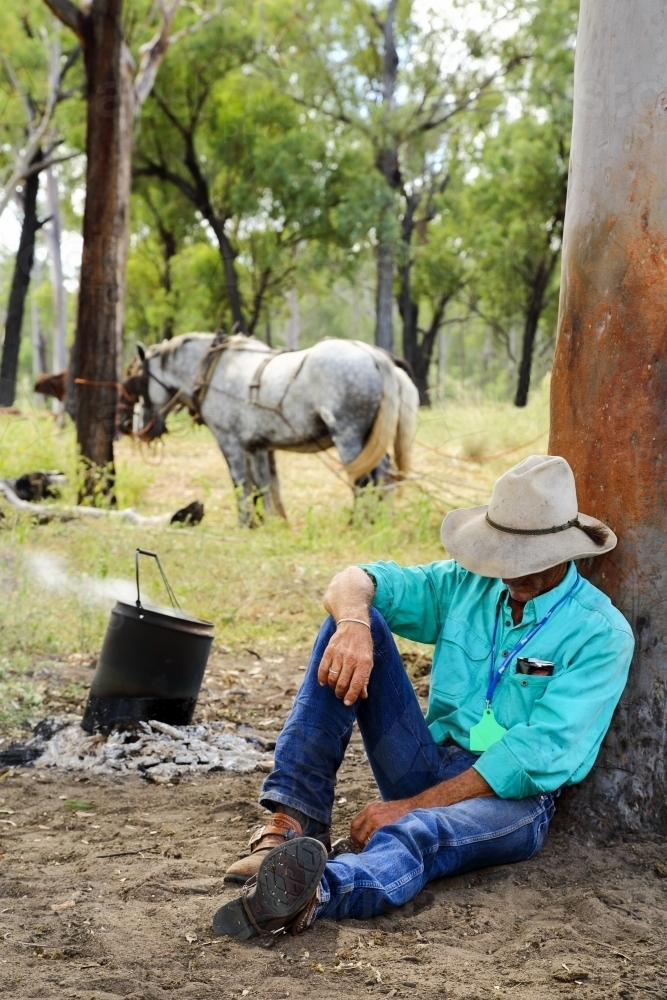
[550,0,667,835]
[71,0,124,499]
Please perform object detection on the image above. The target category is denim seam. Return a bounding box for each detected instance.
[336,879,386,892]
[407,802,549,848]
[382,866,425,893]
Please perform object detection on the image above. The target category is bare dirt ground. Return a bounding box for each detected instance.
[1,651,667,1000]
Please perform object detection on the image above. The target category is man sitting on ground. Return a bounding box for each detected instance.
[213,455,634,939]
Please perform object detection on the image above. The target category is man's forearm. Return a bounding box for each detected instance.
[408,767,494,810]
[323,566,374,623]
[350,766,495,845]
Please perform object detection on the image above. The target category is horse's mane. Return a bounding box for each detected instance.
[146,333,268,370]
[147,333,215,369]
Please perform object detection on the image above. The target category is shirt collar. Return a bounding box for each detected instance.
[499,561,577,625]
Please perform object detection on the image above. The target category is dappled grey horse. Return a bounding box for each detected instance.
[118,334,419,524]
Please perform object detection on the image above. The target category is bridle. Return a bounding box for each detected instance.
[115,361,181,441]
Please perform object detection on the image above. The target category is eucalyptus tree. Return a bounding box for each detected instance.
[268,0,520,370]
[551,0,667,836]
[0,3,82,406]
[126,179,200,343]
[460,0,576,406]
[134,10,376,335]
[40,0,218,500]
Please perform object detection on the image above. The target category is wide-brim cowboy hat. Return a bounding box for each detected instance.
[441,455,617,579]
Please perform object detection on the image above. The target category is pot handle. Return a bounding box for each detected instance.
[135,549,181,611]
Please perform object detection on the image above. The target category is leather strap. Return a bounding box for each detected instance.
[248,352,282,400]
[248,813,302,851]
[241,877,274,937]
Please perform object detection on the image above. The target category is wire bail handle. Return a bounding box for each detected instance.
[135,548,181,611]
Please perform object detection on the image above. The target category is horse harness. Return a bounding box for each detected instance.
[191,336,309,424]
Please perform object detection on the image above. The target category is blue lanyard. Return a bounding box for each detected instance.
[486,574,580,705]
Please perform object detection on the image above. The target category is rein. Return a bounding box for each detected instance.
[76,376,158,441]
[75,377,135,403]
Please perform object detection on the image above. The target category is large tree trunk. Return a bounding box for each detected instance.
[550,0,667,835]
[0,148,43,407]
[72,0,124,500]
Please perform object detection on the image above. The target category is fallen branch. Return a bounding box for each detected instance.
[96,847,160,859]
[0,480,204,527]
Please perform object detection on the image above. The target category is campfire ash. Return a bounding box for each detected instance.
[0,717,275,783]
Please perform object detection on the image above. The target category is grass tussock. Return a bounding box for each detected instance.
[0,378,549,732]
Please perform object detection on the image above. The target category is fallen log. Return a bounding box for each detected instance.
[0,479,204,526]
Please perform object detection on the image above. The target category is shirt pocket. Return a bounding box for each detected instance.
[431,615,491,698]
[507,670,553,719]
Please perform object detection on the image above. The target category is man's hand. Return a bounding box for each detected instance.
[349,768,495,846]
[318,620,373,706]
[319,567,375,706]
[350,800,413,846]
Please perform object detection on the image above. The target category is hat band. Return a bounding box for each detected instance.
[485,513,581,536]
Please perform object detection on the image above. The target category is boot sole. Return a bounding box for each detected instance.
[212,837,328,939]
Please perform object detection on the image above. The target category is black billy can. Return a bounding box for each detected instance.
[81,549,214,733]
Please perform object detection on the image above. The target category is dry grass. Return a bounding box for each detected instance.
[0,377,549,731]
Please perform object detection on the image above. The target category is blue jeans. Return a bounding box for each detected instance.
[260,609,555,921]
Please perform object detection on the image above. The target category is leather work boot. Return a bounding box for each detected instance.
[224,813,331,885]
[213,837,328,939]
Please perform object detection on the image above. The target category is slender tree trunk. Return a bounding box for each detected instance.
[0,148,43,407]
[72,0,124,500]
[373,0,399,353]
[208,214,246,332]
[45,166,68,374]
[550,0,667,835]
[397,192,420,390]
[514,258,552,407]
[45,165,68,416]
[159,226,176,340]
[286,288,300,350]
[411,293,449,406]
[31,260,48,403]
[114,42,136,376]
[375,230,395,353]
[437,327,450,399]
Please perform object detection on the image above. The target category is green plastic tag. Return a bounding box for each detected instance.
[469,707,507,752]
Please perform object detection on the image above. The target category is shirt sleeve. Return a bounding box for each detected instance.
[357,559,463,644]
[473,623,635,799]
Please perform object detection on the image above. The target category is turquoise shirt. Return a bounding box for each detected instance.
[359,559,634,800]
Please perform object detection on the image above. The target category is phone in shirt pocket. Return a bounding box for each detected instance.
[516,657,555,676]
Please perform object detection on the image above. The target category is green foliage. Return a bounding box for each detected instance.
[1,0,582,402]
[128,2,379,341]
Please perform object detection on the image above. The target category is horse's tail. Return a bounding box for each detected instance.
[344,348,401,482]
[394,366,419,473]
